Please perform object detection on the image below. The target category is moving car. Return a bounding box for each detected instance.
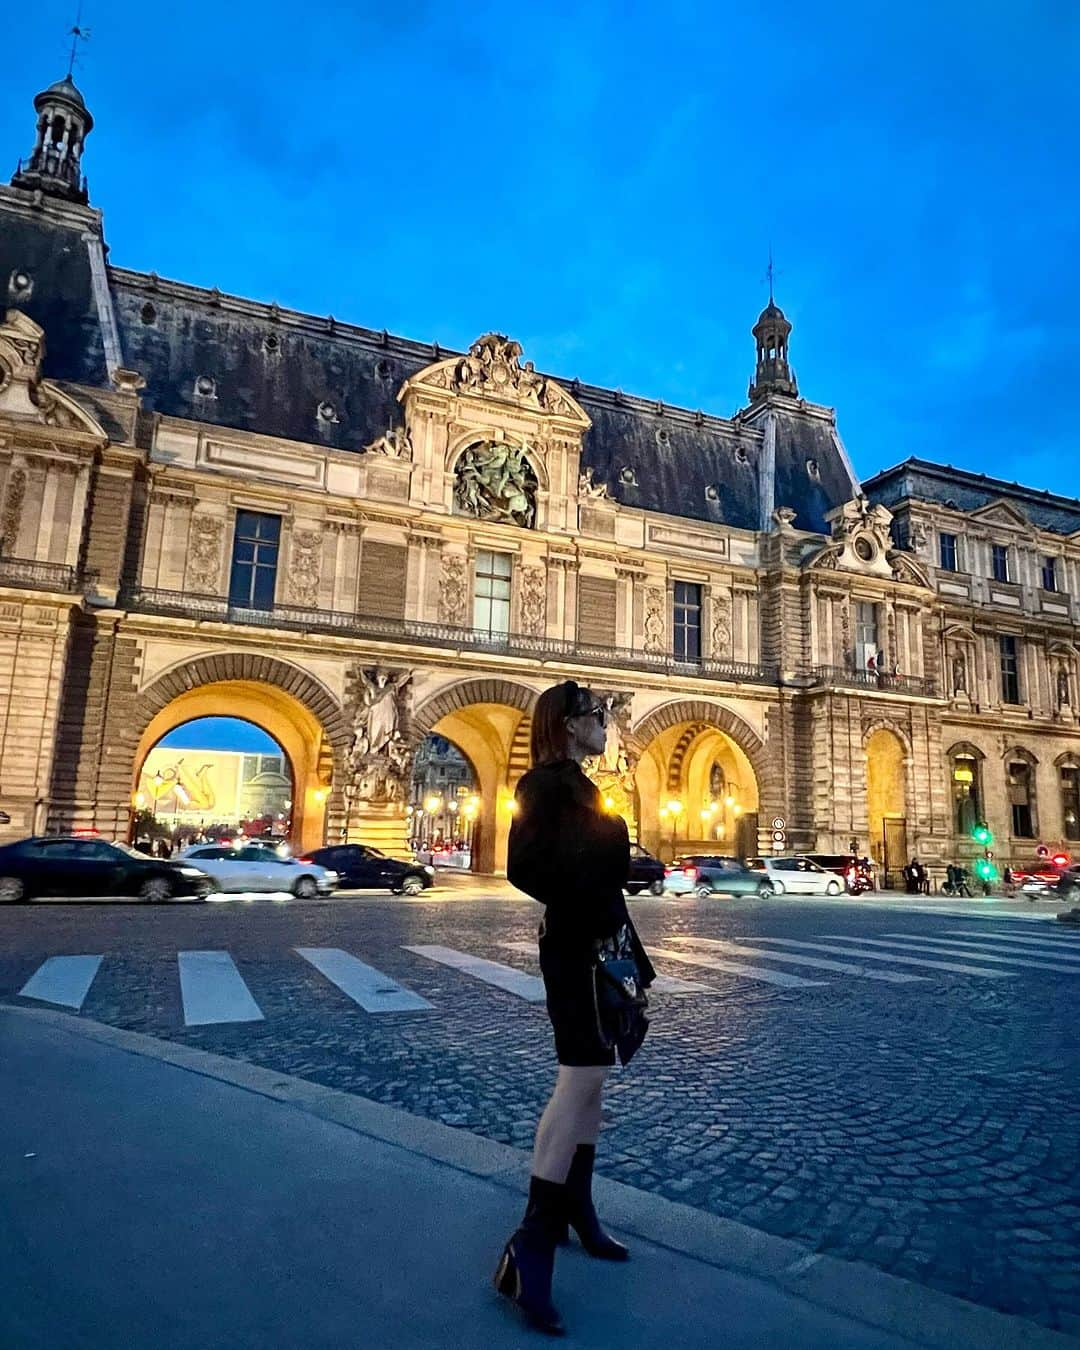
[746,856,844,896]
[663,855,775,899]
[178,843,337,897]
[802,853,876,893]
[307,844,434,896]
[1053,865,1080,905]
[0,835,212,903]
[626,843,665,896]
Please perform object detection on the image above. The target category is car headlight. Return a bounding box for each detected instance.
[423,865,435,875]
[323,871,339,883]
[178,867,205,878]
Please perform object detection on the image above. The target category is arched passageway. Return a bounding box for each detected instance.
[865,727,908,880]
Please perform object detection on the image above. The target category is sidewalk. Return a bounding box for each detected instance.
[2,1007,1075,1349]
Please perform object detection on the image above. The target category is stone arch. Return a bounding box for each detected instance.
[410,677,538,743]
[631,698,767,787]
[126,652,350,853]
[1001,744,1039,767]
[861,717,913,759]
[445,431,551,494]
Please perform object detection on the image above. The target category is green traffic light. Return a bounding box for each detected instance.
[975,858,997,881]
[972,823,993,846]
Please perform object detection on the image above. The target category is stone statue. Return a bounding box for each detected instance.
[363,426,412,459]
[353,667,412,759]
[952,652,967,696]
[579,467,609,499]
[1058,666,1071,708]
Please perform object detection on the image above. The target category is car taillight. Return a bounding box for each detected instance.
[683,866,697,880]
[298,856,313,864]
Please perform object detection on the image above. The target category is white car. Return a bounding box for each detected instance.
[747,856,844,896]
[178,843,337,898]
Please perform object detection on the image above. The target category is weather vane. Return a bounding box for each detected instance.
[66,1,91,78]
[762,244,779,304]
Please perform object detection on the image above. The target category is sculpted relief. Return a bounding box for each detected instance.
[288,528,322,608]
[453,441,538,529]
[186,514,225,594]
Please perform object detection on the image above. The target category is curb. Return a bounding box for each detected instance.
[4,1004,1076,1349]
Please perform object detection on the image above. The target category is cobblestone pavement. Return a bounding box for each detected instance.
[2,893,1078,1337]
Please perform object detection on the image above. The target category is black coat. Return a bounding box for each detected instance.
[507,759,656,983]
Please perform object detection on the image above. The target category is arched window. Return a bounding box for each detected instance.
[1005,754,1037,838]
[1058,756,1080,842]
[948,743,983,835]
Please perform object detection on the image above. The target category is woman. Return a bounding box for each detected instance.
[494,679,655,1336]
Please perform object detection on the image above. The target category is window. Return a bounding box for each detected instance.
[1061,764,1080,842]
[991,544,1010,583]
[228,511,281,611]
[1007,759,1035,838]
[951,751,981,834]
[673,582,702,661]
[939,533,958,572]
[855,601,879,669]
[999,634,1021,704]
[473,550,512,637]
[1042,556,1058,592]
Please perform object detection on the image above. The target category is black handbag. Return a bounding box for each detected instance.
[592,954,650,1066]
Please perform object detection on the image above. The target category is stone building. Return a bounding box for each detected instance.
[1,72,1078,879]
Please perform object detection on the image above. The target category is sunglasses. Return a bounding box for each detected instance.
[568,702,608,727]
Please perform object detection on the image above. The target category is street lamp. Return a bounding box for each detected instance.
[665,798,683,857]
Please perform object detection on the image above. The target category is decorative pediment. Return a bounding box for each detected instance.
[0,308,107,440]
[943,622,978,644]
[401,332,590,429]
[886,550,934,589]
[969,499,1029,529]
[814,495,896,577]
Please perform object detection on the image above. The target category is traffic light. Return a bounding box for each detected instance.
[971,822,993,847]
[975,857,997,882]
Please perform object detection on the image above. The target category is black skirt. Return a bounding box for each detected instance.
[537,922,636,1068]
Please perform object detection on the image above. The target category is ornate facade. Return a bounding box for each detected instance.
[2,73,1079,878]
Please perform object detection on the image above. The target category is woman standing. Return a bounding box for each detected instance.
[494,680,655,1336]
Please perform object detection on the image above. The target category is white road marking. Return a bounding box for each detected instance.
[750,938,1015,978]
[403,945,547,1002]
[295,948,432,1012]
[178,951,264,1026]
[648,947,827,989]
[18,955,103,1009]
[877,933,1080,973]
[668,936,926,983]
[946,929,1080,953]
[499,941,712,994]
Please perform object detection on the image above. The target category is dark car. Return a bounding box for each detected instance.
[626,843,665,896]
[1053,865,1080,905]
[308,844,434,896]
[664,854,775,899]
[0,835,213,903]
[803,854,876,892]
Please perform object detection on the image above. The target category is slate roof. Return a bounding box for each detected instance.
[864,459,1080,537]
[1,188,859,534]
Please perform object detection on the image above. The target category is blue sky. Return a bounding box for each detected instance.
[4,2,1078,490]
[158,718,280,754]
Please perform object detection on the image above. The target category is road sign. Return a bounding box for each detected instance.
[1036,844,1049,859]
[771,816,786,831]
[771,830,787,844]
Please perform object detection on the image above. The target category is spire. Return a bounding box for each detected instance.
[11,72,94,204]
[747,254,798,402]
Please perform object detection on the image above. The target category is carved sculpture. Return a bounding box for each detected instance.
[839,601,852,668]
[772,505,798,532]
[952,651,967,696]
[832,494,894,550]
[909,521,929,552]
[345,667,414,804]
[711,593,733,657]
[1058,666,1071,708]
[438,554,468,626]
[288,528,322,608]
[519,564,547,637]
[363,426,412,459]
[0,464,27,555]
[578,467,609,500]
[584,691,636,818]
[0,309,100,432]
[445,333,576,416]
[186,514,225,594]
[453,441,537,528]
[644,587,665,654]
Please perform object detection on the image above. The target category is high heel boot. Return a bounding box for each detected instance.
[493,1176,567,1336]
[557,1143,629,1261]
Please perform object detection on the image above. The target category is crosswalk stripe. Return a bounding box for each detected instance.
[18,955,103,1009]
[295,948,432,1012]
[946,929,1080,953]
[819,934,1080,975]
[750,938,1015,978]
[668,936,927,983]
[879,933,1080,972]
[178,951,264,1026]
[500,941,712,994]
[648,947,827,989]
[403,945,547,1002]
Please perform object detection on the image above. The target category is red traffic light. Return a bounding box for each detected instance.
[1052,853,1070,868]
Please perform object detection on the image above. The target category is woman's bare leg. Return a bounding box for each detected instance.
[531,1065,608,1182]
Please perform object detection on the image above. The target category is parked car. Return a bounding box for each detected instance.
[178,843,337,897]
[746,856,844,896]
[0,835,213,903]
[626,843,665,896]
[802,853,876,893]
[307,844,434,896]
[664,855,775,899]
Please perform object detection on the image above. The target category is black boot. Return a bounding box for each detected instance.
[493,1176,567,1336]
[560,1144,629,1261]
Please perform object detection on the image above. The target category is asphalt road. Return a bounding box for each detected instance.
[2,890,1078,1338]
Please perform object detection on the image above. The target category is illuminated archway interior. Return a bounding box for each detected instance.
[133,681,332,854]
[865,728,907,869]
[409,734,480,869]
[636,722,760,862]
